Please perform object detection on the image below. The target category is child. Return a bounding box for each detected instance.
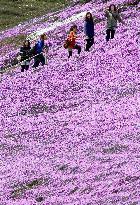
[32,33,48,68]
[20,40,31,72]
[84,12,94,51]
[67,25,81,58]
[105,4,125,42]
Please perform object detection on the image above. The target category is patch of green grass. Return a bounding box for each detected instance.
[0,0,72,31]
[11,188,23,199]
[68,186,79,195]
[26,179,43,189]
[1,34,25,48]
[11,178,47,199]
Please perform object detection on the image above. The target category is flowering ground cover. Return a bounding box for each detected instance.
[0,0,139,70]
[0,0,140,205]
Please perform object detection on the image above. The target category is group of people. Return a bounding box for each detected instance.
[19,4,125,72]
[19,34,48,72]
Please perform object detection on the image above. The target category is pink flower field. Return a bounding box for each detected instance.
[0,0,140,205]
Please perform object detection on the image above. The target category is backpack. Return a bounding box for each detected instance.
[63,39,70,49]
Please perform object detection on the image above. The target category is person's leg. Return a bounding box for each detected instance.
[21,65,25,72]
[111,29,115,39]
[91,37,94,46]
[68,48,72,58]
[45,55,48,65]
[106,29,111,42]
[85,39,90,51]
[78,45,81,54]
[40,54,45,66]
[68,51,72,58]
[33,56,40,68]
[25,61,30,70]
[25,65,29,71]
[74,45,81,54]
[89,37,94,49]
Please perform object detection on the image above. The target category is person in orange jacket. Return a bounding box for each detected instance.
[67,25,81,58]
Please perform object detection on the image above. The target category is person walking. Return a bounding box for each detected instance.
[104,4,125,42]
[32,33,48,69]
[67,25,81,58]
[20,40,31,72]
[84,12,94,51]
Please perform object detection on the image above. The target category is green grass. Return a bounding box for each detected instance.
[1,34,25,48]
[10,178,49,199]
[0,0,92,31]
[0,0,73,31]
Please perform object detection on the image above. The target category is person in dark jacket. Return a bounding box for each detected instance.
[67,25,81,58]
[105,4,125,42]
[20,40,31,72]
[33,33,47,68]
[84,12,94,51]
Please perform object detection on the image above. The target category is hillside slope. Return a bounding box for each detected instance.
[0,0,140,205]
